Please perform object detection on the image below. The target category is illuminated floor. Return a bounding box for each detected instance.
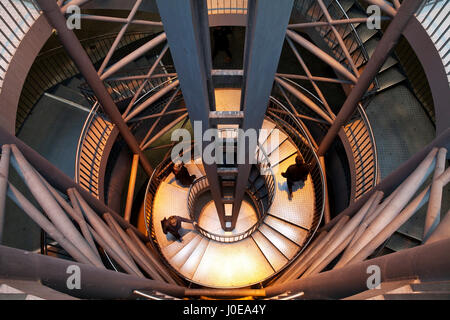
[151,119,317,288]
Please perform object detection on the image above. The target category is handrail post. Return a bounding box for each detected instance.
[124,154,140,222]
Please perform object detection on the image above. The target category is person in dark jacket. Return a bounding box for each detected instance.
[281,155,312,199]
[161,215,196,241]
[173,161,196,187]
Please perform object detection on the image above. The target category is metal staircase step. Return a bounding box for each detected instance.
[354,24,378,44]
[252,231,288,272]
[385,231,420,253]
[192,238,274,288]
[259,224,299,260]
[50,85,92,108]
[376,67,406,92]
[346,6,366,20]
[264,214,309,246]
[339,0,356,12]
[162,230,198,258]
[263,129,289,156]
[0,280,77,300]
[363,38,399,72]
[179,237,210,278]
[259,119,277,145]
[170,234,203,268]
[269,140,297,168]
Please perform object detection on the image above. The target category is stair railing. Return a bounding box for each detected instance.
[415,0,449,87]
[266,96,325,240]
[273,78,378,203]
[292,0,379,92]
[0,0,40,91]
[75,66,178,199]
[185,139,275,243]
[343,102,379,201]
[207,0,248,14]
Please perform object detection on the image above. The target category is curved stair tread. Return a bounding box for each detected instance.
[179,237,210,278]
[161,230,198,259]
[259,224,299,260]
[252,231,288,272]
[270,153,316,229]
[170,234,203,268]
[198,200,258,235]
[264,214,309,246]
[262,128,288,156]
[152,181,191,248]
[259,119,277,145]
[192,237,274,288]
[269,142,298,170]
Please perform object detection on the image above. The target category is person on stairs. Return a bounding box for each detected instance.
[281,154,312,199]
[161,215,196,242]
[172,161,196,187]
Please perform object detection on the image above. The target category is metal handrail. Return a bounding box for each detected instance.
[346,103,379,200]
[207,0,248,14]
[75,68,178,198]
[15,31,155,133]
[277,76,378,202]
[264,96,326,278]
[292,0,379,91]
[415,0,450,86]
[0,0,40,90]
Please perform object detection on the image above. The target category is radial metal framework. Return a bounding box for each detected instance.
[0,0,449,299]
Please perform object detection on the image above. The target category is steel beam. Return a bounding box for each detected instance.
[288,17,390,29]
[124,154,139,222]
[317,0,423,156]
[35,0,154,177]
[155,0,226,227]
[0,144,10,242]
[232,0,294,227]
[0,245,185,299]
[320,127,450,233]
[265,237,450,299]
[0,126,147,242]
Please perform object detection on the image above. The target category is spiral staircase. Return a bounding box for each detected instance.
[0,0,449,300]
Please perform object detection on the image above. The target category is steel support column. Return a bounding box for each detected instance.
[320,128,450,233]
[265,237,450,299]
[232,0,294,227]
[0,244,185,299]
[0,126,148,242]
[35,0,154,177]
[317,0,423,156]
[155,0,226,227]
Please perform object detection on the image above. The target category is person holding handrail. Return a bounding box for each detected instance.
[172,161,196,187]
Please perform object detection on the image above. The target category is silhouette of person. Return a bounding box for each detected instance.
[281,155,312,199]
[173,161,196,187]
[161,215,196,241]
